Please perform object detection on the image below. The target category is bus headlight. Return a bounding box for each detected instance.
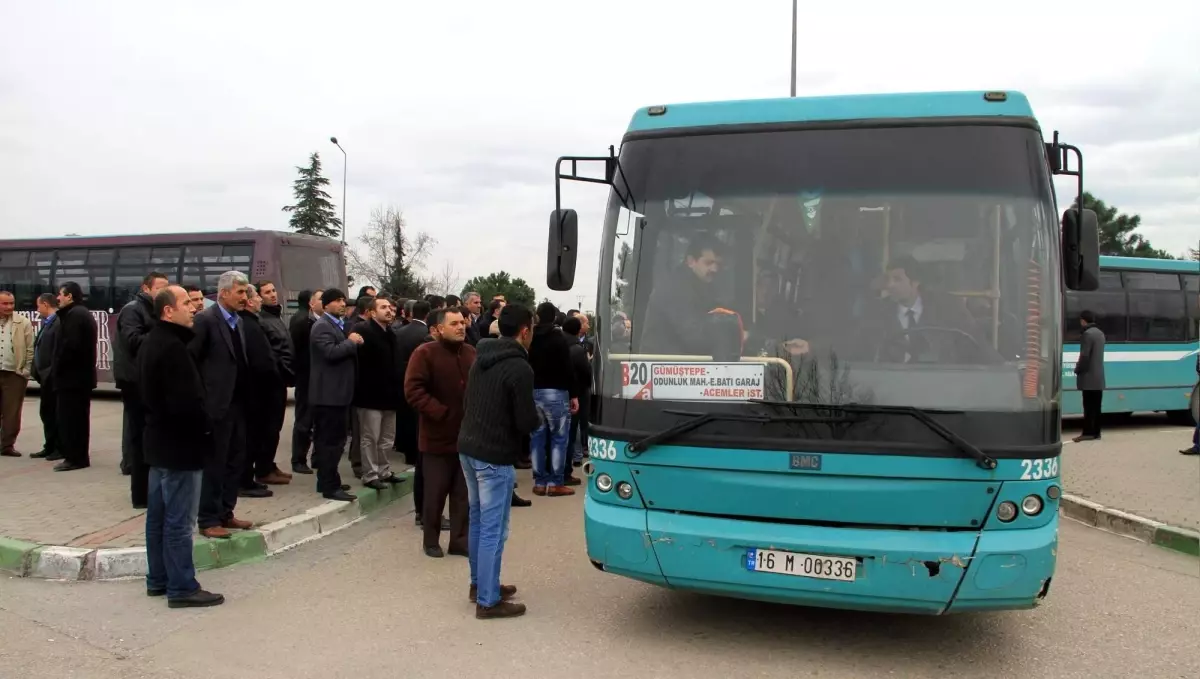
[595,474,613,493]
[616,482,634,500]
[996,501,1018,522]
[1021,495,1044,516]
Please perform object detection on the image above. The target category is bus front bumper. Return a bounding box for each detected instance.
[585,497,1057,615]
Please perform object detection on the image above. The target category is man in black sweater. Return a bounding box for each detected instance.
[139,286,223,609]
[527,302,579,496]
[458,304,540,620]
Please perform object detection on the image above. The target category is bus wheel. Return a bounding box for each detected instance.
[1167,385,1199,426]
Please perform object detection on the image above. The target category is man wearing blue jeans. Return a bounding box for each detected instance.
[458,304,541,619]
[527,302,579,496]
[138,285,224,608]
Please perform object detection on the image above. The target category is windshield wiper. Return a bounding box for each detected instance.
[747,400,997,470]
[627,409,857,456]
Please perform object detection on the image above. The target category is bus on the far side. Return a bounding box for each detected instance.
[0,229,346,385]
[1062,255,1200,424]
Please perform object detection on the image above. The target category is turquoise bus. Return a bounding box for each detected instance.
[545,90,1100,614]
[1062,256,1200,423]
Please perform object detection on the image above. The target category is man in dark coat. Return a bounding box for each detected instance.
[308,288,362,501]
[189,271,254,539]
[113,271,169,506]
[139,285,223,609]
[252,280,294,484]
[50,281,97,472]
[395,299,434,524]
[289,289,322,474]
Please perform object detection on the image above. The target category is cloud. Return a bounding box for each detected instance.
[1,0,1197,310]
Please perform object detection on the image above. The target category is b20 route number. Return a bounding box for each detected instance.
[1019,457,1059,480]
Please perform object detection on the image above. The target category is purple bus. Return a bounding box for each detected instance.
[0,229,347,385]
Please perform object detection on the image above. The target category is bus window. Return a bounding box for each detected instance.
[1064,270,1125,342]
[1124,271,1186,342]
[113,247,152,308]
[280,245,342,296]
[182,244,253,295]
[150,247,184,280]
[52,249,114,310]
[0,251,35,308]
[1185,274,1199,340]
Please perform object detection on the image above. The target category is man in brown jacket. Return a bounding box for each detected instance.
[404,307,476,558]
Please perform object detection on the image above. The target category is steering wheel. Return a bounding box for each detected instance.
[874,325,985,364]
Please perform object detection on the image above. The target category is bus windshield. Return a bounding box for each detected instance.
[596,124,1062,448]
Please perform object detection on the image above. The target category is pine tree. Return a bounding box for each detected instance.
[282,152,342,239]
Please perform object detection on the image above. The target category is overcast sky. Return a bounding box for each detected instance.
[2,0,1197,310]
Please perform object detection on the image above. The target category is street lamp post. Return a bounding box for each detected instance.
[330,136,347,244]
[790,0,797,97]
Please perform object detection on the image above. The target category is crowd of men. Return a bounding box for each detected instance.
[0,275,594,619]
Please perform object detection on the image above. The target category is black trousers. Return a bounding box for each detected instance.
[198,407,247,529]
[421,452,467,551]
[291,382,314,467]
[120,383,149,506]
[312,405,348,495]
[39,386,59,456]
[1081,389,1103,437]
[55,388,91,468]
[347,406,362,473]
[568,394,590,464]
[245,384,286,484]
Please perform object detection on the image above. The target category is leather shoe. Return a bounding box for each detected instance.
[200,526,232,539]
[1,449,21,457]
[291,463,314,475]
[448,546,469,557]
[53,462,88,472]
[323,490,356,502]
[256,471,291,485]
[511,493,532,507]
[222,517,253,530]
[424,546,445,558]
[238,487,272,498]
[383,475,406,485]
[363,479,387,490]
[30,450,52,459]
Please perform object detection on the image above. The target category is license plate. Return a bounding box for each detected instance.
[745,547,857,582]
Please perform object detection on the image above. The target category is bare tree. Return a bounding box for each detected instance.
[425,260,462,297]
[346,205,435,296]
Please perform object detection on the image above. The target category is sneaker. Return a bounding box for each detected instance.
[476,601,527,620]
[468,584,517,602]
[546,486,576,497]
[167,589,225,608]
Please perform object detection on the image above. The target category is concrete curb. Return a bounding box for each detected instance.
[0,473,413,581]
[1061,493,1199,557]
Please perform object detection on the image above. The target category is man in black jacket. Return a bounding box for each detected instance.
[527,302,579,496]
[254,281,294,485]
[395,300,433,523]
[51,281,97,472]
[458,304,540,620]
[139,285,223,609]
[563,316,592,470]
[354,296,406,490]
[238,285,285,496]
[289,289,322,474]
[113,271,169,505]
[29,293,61,461]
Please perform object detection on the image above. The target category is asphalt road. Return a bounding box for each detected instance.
[1,485,1197,679]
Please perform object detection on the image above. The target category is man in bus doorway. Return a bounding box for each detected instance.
[1073,309,1106,442]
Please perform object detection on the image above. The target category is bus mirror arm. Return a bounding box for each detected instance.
[1047,132,1099,292]
[549,146,629,292]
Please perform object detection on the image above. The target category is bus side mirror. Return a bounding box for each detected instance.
[547,209,579,291]
[1062,208,1099,291]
